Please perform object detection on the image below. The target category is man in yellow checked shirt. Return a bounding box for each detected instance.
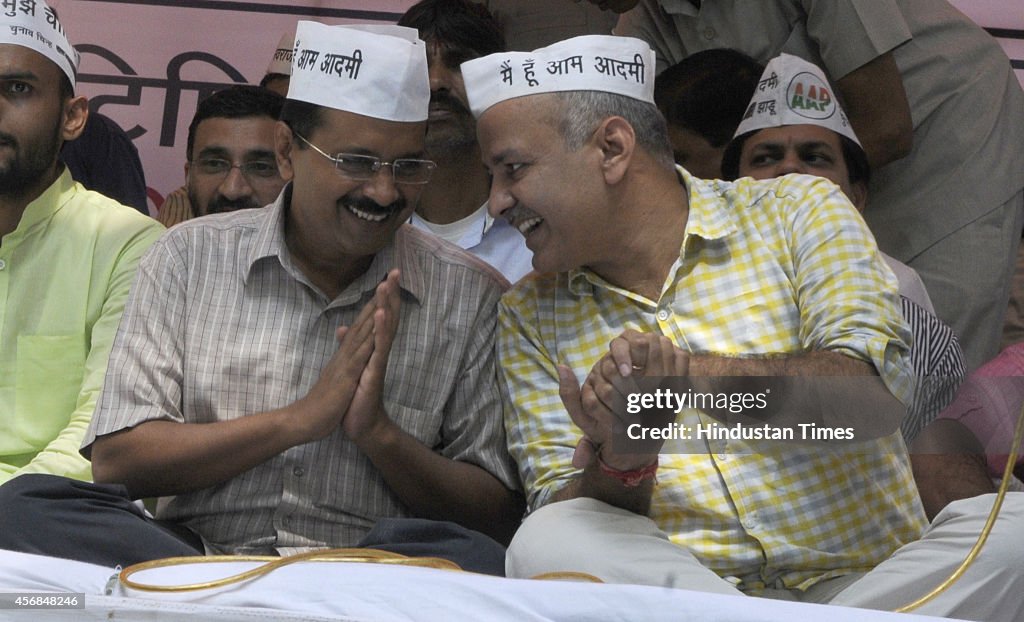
[461,34,1024,619]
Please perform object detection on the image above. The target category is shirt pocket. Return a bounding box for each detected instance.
[13,334,86,447]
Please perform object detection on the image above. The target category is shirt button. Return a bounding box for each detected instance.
[703,27,716,40]
[744,514,759,529]
[657,309,670,321]
[292,466,305,477]
[0,259,6,270]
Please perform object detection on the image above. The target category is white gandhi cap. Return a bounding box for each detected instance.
[461,34,655,118]
[287,21,429,123]
[0,0,79,88]
[733,53,861,147]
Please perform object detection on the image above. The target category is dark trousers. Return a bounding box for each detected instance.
[0,474,203,567]
[0,474,506,575]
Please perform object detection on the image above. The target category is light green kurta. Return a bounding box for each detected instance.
[0,169,163,483]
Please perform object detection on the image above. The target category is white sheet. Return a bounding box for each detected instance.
[0,550,961,621]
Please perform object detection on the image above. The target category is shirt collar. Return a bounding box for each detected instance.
[677,166,737,245]
[6,169,74,242]
[567,166,736,296]
[245,184,424,305]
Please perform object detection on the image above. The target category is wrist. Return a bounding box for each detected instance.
[597,453,658,488]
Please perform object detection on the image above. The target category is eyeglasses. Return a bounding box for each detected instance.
[194,157,280,181]
[293,132,437,185]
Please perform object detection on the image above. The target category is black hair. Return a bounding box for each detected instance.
[398,0,506,63]
[654,48,763,149]
[186,85,285,160]
[259,72,289,89]
[278,98,323,148]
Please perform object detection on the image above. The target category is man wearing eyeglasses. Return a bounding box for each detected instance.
[157,85,286,227]
[0,23,523,575]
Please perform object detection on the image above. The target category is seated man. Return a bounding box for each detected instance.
[0,22,522,575]
[157,85,286,226]
[720,55,975,518]
[399,0,532,283]
[0,2,163,484]
[461,35,1024,619]
[720,54,963,441]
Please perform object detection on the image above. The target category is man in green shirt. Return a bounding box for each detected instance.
[0,1,163,483]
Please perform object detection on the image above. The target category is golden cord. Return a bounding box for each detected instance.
[894,400,1024,613]
[119,548,461,593]
[119,406,1024,606]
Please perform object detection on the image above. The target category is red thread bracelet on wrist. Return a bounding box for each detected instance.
[597,455,658,487]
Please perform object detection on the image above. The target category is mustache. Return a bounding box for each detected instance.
[207,195,261,214]
[429,91,471,116]
[341,194,407,217]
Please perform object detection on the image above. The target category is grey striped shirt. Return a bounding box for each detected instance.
[85,192,518,554]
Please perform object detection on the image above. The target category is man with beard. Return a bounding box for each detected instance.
[398,0,532,283]
[157,85,286,226]
[0,22,522,575]
[0,2,163,484]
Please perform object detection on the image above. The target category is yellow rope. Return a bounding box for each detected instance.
[894,399,1024,613]
[119,548,461,593]
[120,406,1024,605]
[531,571,604,583]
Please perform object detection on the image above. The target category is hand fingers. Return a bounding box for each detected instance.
[158,189,192,227]
[373,269,402,342]
[558,364,597,439]
[610,329,649,377]
[593,356,634,410]
[572,436,597,470]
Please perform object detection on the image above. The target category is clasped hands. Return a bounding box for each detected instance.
[559,329,689,473]
[299,269,401,447]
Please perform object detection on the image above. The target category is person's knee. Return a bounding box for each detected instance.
[0,474,75,511]
[507,498,632,578]
[0,475,78,544]
[938,492,1024,568]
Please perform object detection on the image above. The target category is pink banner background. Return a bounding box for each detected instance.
[48,1,1023,215]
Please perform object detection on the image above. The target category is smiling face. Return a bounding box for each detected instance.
[279,107,427,265]
[737,124,866,209]
[478,95,611,274]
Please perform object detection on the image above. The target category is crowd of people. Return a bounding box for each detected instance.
[0,0,1022,619]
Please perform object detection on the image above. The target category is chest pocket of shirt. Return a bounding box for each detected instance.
[388,402,443,450]
[13,334,86,447]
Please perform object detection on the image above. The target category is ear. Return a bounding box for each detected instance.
[594,116,635,186]
[60,95,89,142]
[275,121,295,182]
[848,179,868,213]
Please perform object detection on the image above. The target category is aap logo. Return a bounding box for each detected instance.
[786,72,835,120]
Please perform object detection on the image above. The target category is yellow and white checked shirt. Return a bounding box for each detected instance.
[499,170,928,592]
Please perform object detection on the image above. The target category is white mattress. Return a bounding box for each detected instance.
[0,550,960,621]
